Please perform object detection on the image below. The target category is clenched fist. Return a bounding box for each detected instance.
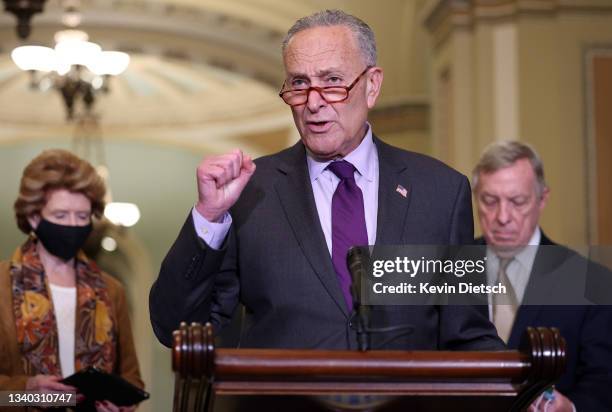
[195,149,256,222]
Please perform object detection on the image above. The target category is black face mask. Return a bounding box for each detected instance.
[34,218,93,261]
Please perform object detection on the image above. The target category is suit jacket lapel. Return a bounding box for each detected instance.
[521,246,563,303]
[374,136,411,244]
[274,143,349,317]
[508,232,559,347]
[508,305,540,347]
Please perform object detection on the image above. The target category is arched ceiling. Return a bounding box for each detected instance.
[0,0,427,154]
[0,53,285,125]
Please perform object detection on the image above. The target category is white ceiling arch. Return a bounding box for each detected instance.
[0,0,426,153]
[0,0,340,149]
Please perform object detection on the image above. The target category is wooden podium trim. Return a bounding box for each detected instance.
[172,323,566,411]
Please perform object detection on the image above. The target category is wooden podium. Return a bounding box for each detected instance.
[172,323,566,412]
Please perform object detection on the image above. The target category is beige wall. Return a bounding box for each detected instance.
[379,130,431,154]
[591,54,612,245]
[425,1,612,245]
[518,13,612,244]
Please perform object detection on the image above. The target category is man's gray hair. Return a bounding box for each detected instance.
[472,140,547,197]
[282,9,377,67]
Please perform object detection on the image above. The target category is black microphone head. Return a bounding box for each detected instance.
[346,246,365,267]
[347,246,370,307]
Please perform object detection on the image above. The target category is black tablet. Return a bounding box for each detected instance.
[62,367,149,406]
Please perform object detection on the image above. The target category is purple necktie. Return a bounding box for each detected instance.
[328,160,368,311]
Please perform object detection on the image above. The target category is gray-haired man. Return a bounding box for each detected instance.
[150,9,503,352]
[474,140,612,412]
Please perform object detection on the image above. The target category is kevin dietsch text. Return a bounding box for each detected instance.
[372,281,507,295]
[368,256,509,297]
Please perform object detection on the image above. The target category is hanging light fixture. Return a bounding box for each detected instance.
[2,0,48,39]
[10,4,129,120]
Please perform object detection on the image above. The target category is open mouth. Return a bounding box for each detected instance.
[306,120,333,133]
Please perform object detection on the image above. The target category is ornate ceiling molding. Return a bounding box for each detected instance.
[0,0,297,141]
[0,0,289,87]
[422,0,612,47]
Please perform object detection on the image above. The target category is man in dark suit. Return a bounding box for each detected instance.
[150,10,503,352]
[473,140,612,412]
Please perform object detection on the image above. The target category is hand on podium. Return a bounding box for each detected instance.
[528,388,574,412]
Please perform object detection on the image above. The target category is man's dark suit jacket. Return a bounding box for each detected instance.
[476,233,612,411]
[150,136,504,351]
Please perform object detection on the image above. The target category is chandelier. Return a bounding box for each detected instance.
[10,6,129,120]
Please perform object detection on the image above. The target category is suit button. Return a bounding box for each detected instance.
[349,321,353,328]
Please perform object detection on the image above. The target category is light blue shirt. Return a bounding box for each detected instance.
[192,123,379,254]
[191,208,231,249]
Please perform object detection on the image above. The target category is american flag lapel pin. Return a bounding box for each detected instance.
[396,184,408,198]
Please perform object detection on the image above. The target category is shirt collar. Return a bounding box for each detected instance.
[513,227,540,268]
[306,123,375,182]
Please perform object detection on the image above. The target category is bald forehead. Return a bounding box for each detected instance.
[478,159,539,194]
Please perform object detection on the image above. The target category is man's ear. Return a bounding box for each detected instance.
[28,214,41,231]
[538,186,550,212]
[366,67,383,109]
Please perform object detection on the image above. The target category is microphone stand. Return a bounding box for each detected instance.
[347,247,415,352]
[347,246,370,351]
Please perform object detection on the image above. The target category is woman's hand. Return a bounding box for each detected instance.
[25,375,75,392]
[95,400,136,412]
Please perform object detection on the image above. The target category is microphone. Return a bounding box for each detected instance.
[347,246,415,351]
[347,246,368,307]
[347,246,371,351]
